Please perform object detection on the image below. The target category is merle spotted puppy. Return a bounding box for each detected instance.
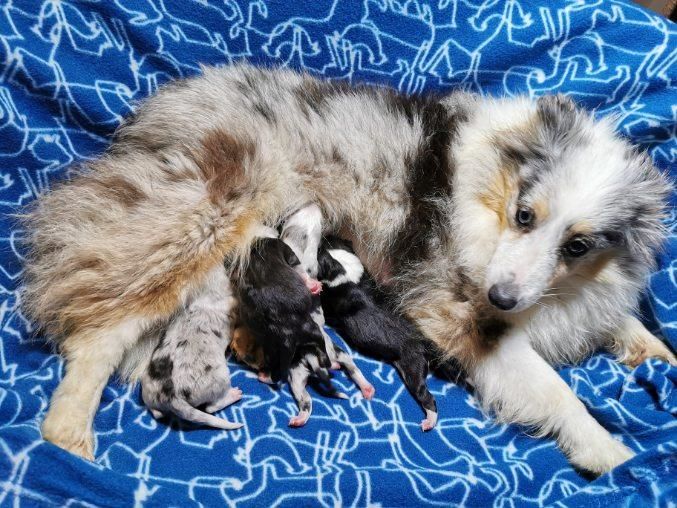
[235,230,329,385]
[318,237,439,431]
[141,266,243,430]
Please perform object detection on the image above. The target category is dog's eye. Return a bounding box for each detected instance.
[516,207,535,228]
[563,239,589,258]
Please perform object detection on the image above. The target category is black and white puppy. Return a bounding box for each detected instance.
[141,266,243,430]
[318,237,438,431]
[281,206,374,427]
[235,227,328,384]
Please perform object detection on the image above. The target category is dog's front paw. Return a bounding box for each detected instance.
[568,436,634,475]
[621,336,676,368]
[42,412,95,461]
[613,317,676,368]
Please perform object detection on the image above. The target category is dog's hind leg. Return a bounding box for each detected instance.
[41,317,148,460]
[288,363,312,427]
[608,315,676,368]
[471,328,634,475]
[393,355,437,431]
[25,131,295,457]
[334,346,375,400]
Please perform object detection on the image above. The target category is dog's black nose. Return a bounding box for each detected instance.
[488,284,518,311]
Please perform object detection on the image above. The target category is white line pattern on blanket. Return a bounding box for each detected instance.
[0,1,675,506]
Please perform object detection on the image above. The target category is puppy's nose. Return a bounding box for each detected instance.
[488,283,518,311]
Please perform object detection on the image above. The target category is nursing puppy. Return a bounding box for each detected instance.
[23,64,674,473]
[318,237,438,430]
[235,227,328,383]
[281,206,375,427]
[141,267,242,429]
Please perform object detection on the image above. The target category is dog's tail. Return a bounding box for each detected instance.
[170,399,243,430]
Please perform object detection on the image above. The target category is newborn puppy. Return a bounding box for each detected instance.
[280,203,323,278]
[141,266,243,430]
[318,237,438,431]
[281,206,374,427]
[235,227,329,384]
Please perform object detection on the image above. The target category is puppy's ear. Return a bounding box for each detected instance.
[279,241,301,268]
[324,235,354,253]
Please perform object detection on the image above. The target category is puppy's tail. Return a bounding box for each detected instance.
[170,399,243,430]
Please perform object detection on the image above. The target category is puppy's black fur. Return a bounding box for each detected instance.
[236,237,329,382]
[318,237,438,429]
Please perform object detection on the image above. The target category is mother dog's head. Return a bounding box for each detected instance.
[451,94,671,314]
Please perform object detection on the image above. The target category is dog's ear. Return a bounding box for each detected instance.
[535,94,581,143]
[536,93,577,114]
[614,150,672,266]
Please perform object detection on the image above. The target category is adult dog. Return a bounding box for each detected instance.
[22,64,674,473]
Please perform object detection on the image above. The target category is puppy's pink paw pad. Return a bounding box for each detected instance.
[421,410,438,432]
[229,387,243,401]
[421,419,435,432]
[361,384,375,400]
[288,411,310,428]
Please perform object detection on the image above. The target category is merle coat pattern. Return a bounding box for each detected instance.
[141,266,242,430]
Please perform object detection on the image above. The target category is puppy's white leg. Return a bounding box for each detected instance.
[335,347,375,400]
[288,363,312,427]
[205,387,243,413]
[472,329,634,475]
[608,315,676,367]
[42,318,147,460]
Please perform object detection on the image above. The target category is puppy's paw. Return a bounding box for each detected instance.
[228,387,243,403]
[42,413,95,461]
[288,410,310,428]
[257,372,274,384]
[568,437,634,475]
[361,384,375,400]
[421,410,438,432]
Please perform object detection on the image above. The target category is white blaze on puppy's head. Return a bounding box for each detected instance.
[326,248,365,287]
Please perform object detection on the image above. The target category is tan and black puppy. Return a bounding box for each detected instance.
[235,229,328,384]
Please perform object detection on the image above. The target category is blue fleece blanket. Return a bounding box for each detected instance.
[1,1,675,506]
